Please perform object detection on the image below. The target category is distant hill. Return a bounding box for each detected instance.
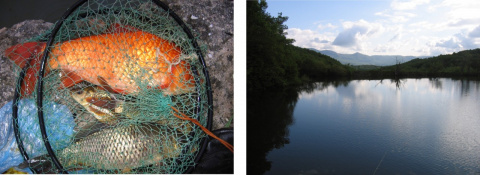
[310,49,426,66]
[387,48,480,76]
[353,48,480,78]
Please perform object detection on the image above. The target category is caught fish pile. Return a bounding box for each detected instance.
[4,23,196,122]
[4,21,204,173]
[2,0,216,173]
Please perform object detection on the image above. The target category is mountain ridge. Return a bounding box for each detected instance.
[310,48,428,66]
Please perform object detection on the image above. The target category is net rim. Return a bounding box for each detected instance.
[11,0,213,173]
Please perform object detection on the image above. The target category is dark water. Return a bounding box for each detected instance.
[248,78,480,175]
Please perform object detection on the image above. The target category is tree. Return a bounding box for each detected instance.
[247,0,297,91]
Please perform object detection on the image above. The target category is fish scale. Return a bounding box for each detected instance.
[4,27,196,96]
[58,123,181,171]
[51,31,181,92]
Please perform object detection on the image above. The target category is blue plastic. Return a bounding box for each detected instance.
[0,99,75,173]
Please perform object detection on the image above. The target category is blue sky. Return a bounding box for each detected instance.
[265,0,480,56]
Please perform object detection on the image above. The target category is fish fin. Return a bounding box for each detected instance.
[97,76,126,94]
[121,168,132,173]
[159,83,170,90]
[4,42,46,68]
[108,23,139,33]
[5,42,46,97]
[86,96,117,111]
[166,61,196,95]
[60,70,84,89]
[19,60,41,97]
[18,154,59,174]
[73,122,108,142]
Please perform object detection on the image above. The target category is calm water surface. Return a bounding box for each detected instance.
[248,78,480,175]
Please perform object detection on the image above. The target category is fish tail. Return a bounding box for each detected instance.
[18,154,60,174]
[5,42,45,68]
[20,61,41,97]
[59,70,84,89]
[5,42,46,97]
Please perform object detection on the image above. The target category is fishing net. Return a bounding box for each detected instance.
[5,0,213,173]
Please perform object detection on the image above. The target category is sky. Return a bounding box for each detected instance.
[265,0,480,56]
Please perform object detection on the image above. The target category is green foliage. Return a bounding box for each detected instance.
[351,65,382,71]
[357,49,480,77]
[394,49,480,76]
[247,0,351,92]
[247,0,296,91]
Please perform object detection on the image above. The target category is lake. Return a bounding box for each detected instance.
[247,78,480,175]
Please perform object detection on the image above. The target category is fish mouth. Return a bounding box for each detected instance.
[86,105,114,121]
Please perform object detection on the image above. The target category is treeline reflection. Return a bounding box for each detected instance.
[247,88,298,174]
[247,78,480,175]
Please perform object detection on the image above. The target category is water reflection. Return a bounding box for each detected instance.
[375,78,406,90]
[247,89,298,175]
[297,79,351,94]
[248,78,480,175]
[452,78,480,97]
[247,80,351,174]
[429,78,443,90]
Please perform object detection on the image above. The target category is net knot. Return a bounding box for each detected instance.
[156,47,181,73]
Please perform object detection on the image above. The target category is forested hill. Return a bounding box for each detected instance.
[362,48,480,77]
[247,0,350,92]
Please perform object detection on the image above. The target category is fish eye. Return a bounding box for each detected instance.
[75,90,84,95]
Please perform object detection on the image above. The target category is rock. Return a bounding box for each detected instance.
[0,20,54,108]
[165,0,234,130]
[0,0,233,130]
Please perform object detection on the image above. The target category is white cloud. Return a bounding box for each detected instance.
[389,33,402,42]
[375,10,417,23]
[282,0,480,56]
[374,44,397,53]
[434,28,480,52]
[408,21,448,32]
[435,36,463,49]
[286,28,336,49]
[448,18,480,27]
[438,0,480,9]
[468,25,480,38]
[391,0,430,10]
[317,23,337,30]
[313,38,329,43]
[332,28,365,47]
[435,0,480,22]
[332,20,384,48]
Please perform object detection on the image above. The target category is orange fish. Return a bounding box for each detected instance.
[4,25,196,96]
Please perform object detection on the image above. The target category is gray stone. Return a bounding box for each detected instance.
[0,20,54,108]
[166,0,234,130]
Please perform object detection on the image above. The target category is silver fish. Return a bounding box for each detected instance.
[59,123,182,172]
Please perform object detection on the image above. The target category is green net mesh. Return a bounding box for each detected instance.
[6,0,210,173]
